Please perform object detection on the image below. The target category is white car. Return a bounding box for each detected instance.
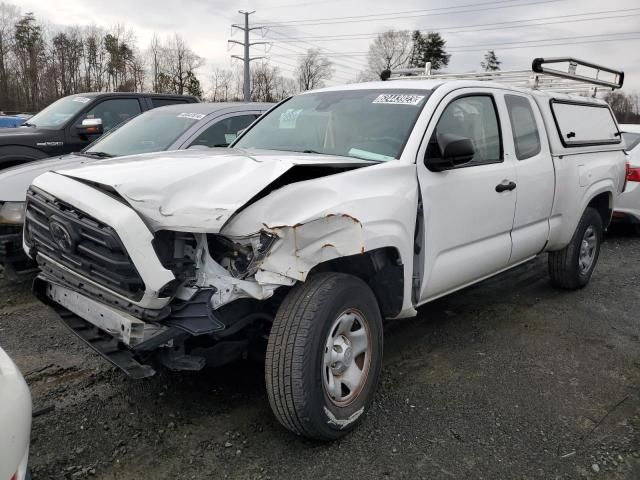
[0,347,31,480]
[614,123,640,232]
[25,57,627,440]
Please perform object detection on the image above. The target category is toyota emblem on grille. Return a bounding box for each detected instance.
[49,220,75,253]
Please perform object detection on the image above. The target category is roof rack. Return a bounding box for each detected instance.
[380,57,624,97]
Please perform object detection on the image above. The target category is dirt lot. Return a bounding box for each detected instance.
[1,227,639,480]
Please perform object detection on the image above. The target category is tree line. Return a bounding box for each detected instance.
[0,4,209,112]
[0,3,635,121]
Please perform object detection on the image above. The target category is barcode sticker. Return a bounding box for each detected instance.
[373,94,425,106]
[177,113,206,120]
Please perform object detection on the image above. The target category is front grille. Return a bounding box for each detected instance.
[24,186,145,300]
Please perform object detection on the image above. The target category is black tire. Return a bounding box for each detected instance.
[265,272,383,441]
[548,207,603,289]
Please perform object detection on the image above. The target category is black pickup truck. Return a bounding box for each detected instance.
[0,92,198,170]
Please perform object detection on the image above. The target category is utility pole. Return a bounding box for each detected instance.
[229,11,268,102]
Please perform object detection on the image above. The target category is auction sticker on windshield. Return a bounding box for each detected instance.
[72,97,91,104]
[373,94,425,106]
[279,108,302,129]
[177,113,206,120]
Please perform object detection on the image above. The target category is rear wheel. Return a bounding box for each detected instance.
[548,207,603,289]
[265,272,383,440]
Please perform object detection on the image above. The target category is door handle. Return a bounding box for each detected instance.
[495,181,517,192]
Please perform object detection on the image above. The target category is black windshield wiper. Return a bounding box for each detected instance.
[21,121,36,127]
[82,151,114,158]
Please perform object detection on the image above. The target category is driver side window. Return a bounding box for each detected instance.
[82,98,142,132]
[430,95,502,166]
[190,114,258,148]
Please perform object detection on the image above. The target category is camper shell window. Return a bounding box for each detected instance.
[550,100,620,147]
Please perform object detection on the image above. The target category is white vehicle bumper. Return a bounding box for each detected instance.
[614,181,640,223]
[0,347,31,480]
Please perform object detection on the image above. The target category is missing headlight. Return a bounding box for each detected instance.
[207,231,278,279]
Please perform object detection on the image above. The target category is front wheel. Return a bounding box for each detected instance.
[548,207,603,289]
[265,272,383,440]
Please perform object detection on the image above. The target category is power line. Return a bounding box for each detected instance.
[258,0,564,27]
[263,8,640,42]
[264,28,369,70]
[254,0,346,10]
[269,57,354,84]
[269,42,362,78]
[269,30,640,56]
[265,30,368,74]
[271,35,640,58]
[447,36,640,53]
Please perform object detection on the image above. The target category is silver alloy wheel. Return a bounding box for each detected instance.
[322,310,372,407]
[578,225,597,274]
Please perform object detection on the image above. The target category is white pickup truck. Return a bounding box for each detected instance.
[25,58,627,440]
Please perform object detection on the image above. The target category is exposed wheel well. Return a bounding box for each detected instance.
[587,192,612,229]
[307,247,404,318]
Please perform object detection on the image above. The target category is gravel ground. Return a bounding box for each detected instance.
[1,226,639,480]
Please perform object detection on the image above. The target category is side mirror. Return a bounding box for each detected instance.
[79,118,103,136]
[425,133,475,171]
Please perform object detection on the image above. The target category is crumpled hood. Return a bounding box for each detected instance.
[0,153,87,202]
[56,148,373,232]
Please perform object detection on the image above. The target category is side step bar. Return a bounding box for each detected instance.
[56,308,156,379]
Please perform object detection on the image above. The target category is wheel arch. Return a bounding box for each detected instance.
[0,145,48,169]
[307,247,404,318]
[547,180,614,251]
[587,191,613,230]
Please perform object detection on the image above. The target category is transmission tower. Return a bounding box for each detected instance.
[229,11,268,102]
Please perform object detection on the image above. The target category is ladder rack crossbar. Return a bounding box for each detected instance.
[381,57,624,96]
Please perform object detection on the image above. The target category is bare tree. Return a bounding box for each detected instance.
[149,33,161,92]
[14,12,46,110]
[84,25,107,92]
[0,2,19,109]
[166,34,203,95]
[0,10,208,111]
[365,30,412,79]
[296,48,332,91]
[210,67,234,102]
[605,91,640,123]
[250,63,295,102]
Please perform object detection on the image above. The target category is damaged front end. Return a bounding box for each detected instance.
[26,149,416,378]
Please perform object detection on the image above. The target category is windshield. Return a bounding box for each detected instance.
[85,109,205,157]
[233,89,430,161]
[622,131,640,151]
[25,95,93,129]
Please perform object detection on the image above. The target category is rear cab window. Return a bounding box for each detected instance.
[505,94,541,160]
[550,100,620,147]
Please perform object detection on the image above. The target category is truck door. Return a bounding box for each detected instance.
[501,93,554,264]
[416,89,517,302]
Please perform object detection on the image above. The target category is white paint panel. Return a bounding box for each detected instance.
[30,172,175,309]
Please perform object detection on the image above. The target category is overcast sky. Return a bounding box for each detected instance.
[12,0,640,92]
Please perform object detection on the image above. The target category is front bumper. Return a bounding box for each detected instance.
[0,224,35,277]
[33,275,227,378]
